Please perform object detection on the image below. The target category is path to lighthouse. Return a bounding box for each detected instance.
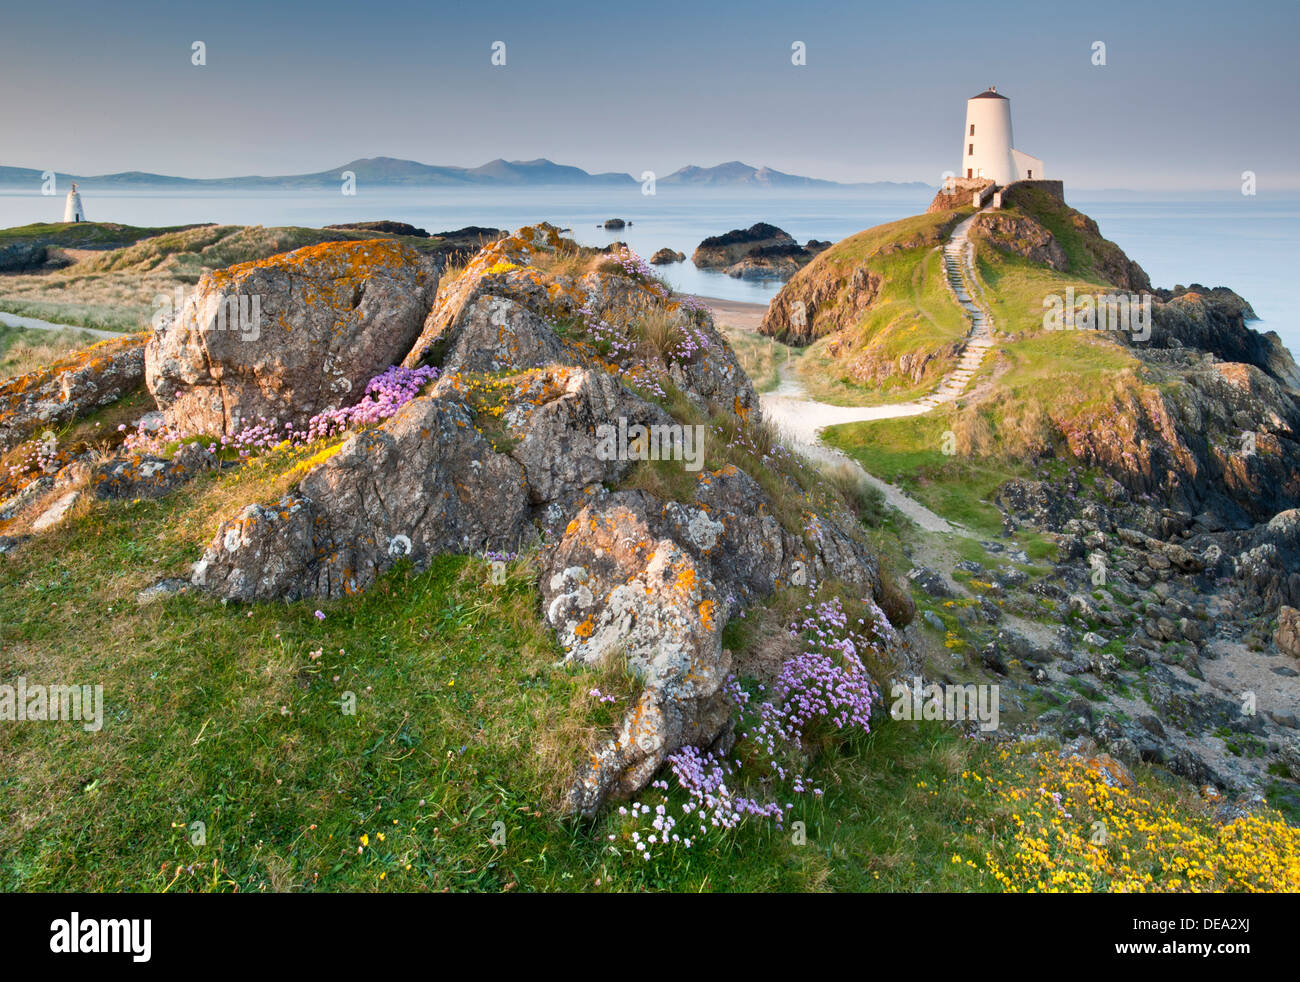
[737,208,1000,535]
[758,208,997,441]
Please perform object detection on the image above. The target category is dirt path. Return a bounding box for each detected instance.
[0,311,124,339]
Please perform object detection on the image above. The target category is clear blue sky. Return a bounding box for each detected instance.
[2,0,1296,189]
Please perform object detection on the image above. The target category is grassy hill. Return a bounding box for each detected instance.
[0,223,480,333]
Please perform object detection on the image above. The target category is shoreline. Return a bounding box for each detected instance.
[691,295,769,332]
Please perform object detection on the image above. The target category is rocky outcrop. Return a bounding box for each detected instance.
[179,224,883,812]
[1145,286,1300,393]
[693,223,797,269]
[146,239,440,437]
[325,220,430,237]
[402,225,569,369]
[1056,352,1300,527]
[544,466,882,813]
[926,178,993,213]
[724,243,812,281]
[996,183,1151,291]
[192,391,529,602]
[759,217,955,345]
[0,334,146,453]
[603,219,627,230]
[970,211,1068,270]
[650,248,685,265]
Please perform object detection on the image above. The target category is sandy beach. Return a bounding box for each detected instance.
[692,295,769,332]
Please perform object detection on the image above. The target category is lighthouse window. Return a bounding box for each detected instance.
[969,124,975,136]
[968,144,973,156]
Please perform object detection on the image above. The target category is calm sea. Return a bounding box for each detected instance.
[1,185,1296,357]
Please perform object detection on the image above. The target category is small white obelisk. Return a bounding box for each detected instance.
[63,183,86,222]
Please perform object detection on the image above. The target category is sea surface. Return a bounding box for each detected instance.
[1,185,1296,357]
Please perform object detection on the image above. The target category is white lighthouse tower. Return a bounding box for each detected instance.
[960,88,1043,185]
[63,183,86,223]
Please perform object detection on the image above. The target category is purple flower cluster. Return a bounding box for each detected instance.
[575,303,640,361]
[297,365,438,443]
[613,593,892,863]
[610,246,661,288]
[669,325,712,364]
[675,294,709,317]
[119,364,437,462]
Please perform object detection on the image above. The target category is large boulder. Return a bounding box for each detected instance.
[192,365,675,601]
[542,468,883,813]
[544,495,732,814]
[192,392,529,602]
[402,225,571,369]
[146,239,439,437]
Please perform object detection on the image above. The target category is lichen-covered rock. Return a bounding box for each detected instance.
[146,239,439,436]
[91,442,220,499]
[543,494,733,814]
[541,471,884,812]
[439,296,568,375]
[0,334,146,452]
[402,225,571,369]
[192,393,529,601]
[474,366,675,508]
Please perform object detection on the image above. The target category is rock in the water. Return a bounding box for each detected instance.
[693,223,798,269]
[650,248,685,265]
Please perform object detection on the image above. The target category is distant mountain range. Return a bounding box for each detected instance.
[0,157,926,191]
[661,161,924,189]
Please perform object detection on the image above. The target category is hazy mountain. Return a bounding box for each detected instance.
[0,158,925,191]
[0,157,637,190]
[660,161,928,189]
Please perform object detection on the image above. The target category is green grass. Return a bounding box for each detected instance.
[721,326,788,393]
[0,323,107,380]
[0,434,1056,891]
[0,221,206,251]
[822,413,1027,537]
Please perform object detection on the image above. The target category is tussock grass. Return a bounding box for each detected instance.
[813,457,887,529]
[0,324,106,380]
